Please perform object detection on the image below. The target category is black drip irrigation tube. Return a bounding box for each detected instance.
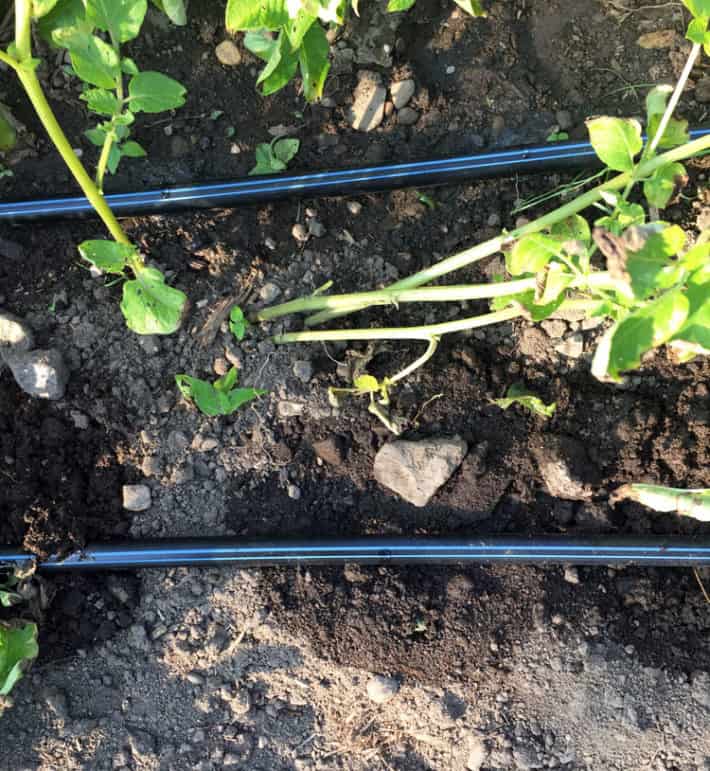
[1,128,708,221]
[2,132,710,573]
[2,537,710,572]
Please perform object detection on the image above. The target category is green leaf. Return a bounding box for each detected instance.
[0,111,17,152]
[586,116,643,172]
[647,113,689,149]
[80,88,119,115]
[128,71,186,113]
[225,0,289,30]
[175,372,266,416]
[120,266,187,335]
[646,85,673,122]
[272,137,299,163]
[215,365,239,392]
[85,126,107,146]
[0,622,39,697]
[491,288,565,322]
[79,239,135,273]
[536,262,574,306]
[32,0,60,18]
[229,305,248,340]
[682,0,710,19]
[287,9,317,48]
[387,0,416,11]
[595,201,645,235]
[670,263,710,354]
[491,382,556,418]
[38,0,88,44]
[121,140,147,157]
[256,31,299,96]
[299,22,330,102]
[121,57,140,75]
[453,0,487,15]
[643,162,687,208]
[86,0,147,44]
[107,144,122,174]
[150,0,187,25]
[55,29,121,89]
[354,374,380,393]
[606,289,689,379]
[244,30,277,61]
[550,214,591,245]
[507,233,562,276]
[679,240,710,272]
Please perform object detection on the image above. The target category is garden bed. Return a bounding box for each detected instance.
[2,1,710,768]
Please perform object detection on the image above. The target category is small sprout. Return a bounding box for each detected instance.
[416,191,437,209]
[611,484,710,522]
[229,305,248,341]
[249,137,300,175]
[225,126,236,138]
[491,383,557,418]
[176,367,266,416]
[546,131,569,142]
[209,109,224,121]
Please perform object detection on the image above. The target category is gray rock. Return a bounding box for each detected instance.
[555,332,584,358]
[556,110,573,130]
[292,360,313,382]
[122,484,151,512]
[0,310,33,354]
[278,400,304,418]
[397,107,419,126]
[349,71,387,132]
[307,219,326,237]
[313,436,346,466]
[541,319,567,339]
[292,223,309,243]
[215,40,242,66]
[5,348,68,399]
[374,436,468,507]
[390,79,415,109]
[259,282,282,303]
[531,435,600,501]
[366,674,399,704]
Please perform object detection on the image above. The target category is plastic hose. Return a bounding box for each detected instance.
[1,129,707,221]
[2,536,710,572]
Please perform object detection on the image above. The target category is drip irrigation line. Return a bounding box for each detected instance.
[1,128,708,222]
[2,536,710,572]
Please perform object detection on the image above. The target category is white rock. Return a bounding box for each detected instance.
[564,566,580,584]
[278,400,304,418]
[349,71,387,132]
[0,310,33,353]
[347,201,363,215]
[215,40,242,66]
[366,675,399,704]
[259,282,282,303]
[390,79,415,109]
[4,348,68,399]
[292,360,313,382]
[466,737,487,771]
[122,484,151,512]
[374,436,468,507]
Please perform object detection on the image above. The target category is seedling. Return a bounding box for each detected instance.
[226,0,487,101]
[611,484,710,522]
[491,383,556,418]
[0,0,188,335]
[251,1,710,430]
[176,367,266,416]
[229,306,249,341]
[249,137,300,175]
[546,131,569,142]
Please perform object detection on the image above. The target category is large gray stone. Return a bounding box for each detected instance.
[4,348,68,399]
[374,436,468,507]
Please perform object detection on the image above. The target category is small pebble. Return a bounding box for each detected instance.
[347,201,362,215]
[292,223,309,243]
[390,78,415,109]
[367,674,400,704]
[564,566,580,584]
[287,484,301,500]
[307,219,326,238]
[446,65,456,74]
[259,283,282,303]
[122,484,151,512]
[215,40,242,66]
[292,360,313,382]
[397,107,419,126]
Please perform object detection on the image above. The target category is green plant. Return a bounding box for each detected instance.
[611,484,710,521]
[249,136,300,175]
[0,0,188,335]
[248,1,710,429]
[229,305,249,340]
[226,0,487,102]
[491,383,556,417]
[0,621,38,698]
[176,367,266,416]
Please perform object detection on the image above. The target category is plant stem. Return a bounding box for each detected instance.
[274,306,523,344]
[14,0,31,60]
[646,43,701,158]
[304,133,710,327]
[96,33,124,193]
[258,272,623,322]
[388,336,439,384]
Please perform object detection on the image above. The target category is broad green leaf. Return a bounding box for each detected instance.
[244,30,277,62]
[150,0,187,25]
[226,0,289,30]
[55,29,121,89]
[595,201,645,235]
[670,264,710,354]
[215,365,239,392]
[86,0,147,43]
[107,144,122,174]
[79,239,135,273]
[287,9,317,48]
[586,117,643,172]
[80,88,119,115]
[38,0,87,44]
[175,373,266,416]
[686,16,708,43]
[0,622,38,697]
[128,71,186,113]
[121,266,186,335]
[121,140,147,157]
[453,0,487,15]
[85,126,107,146]
[354,374,380,392]
[536,262,574,306]
[507,233,561,276]
[387,0,416,11]
[643,162,687,208]
[490,288,565,322]
[32,0,60,18]
[679,239,710,272]
[0,589,21,608]
[272,137,299,163]
[299,22,330,102]
[645,85,673,122]
[229,306,248,340]
[121,57,140,75]
[491,382,556,418]
[550,214,591,245]
[256,31,299,96]
[647,113,689,149]
[682,0,710,19]
[607,289,689,378]
[249,143,286,175]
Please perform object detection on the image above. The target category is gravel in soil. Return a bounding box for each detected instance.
[1,1,709,768]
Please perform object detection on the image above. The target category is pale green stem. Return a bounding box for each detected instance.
[14,0,31,60]
[305,133,710,326]
[258,272,624,322]
[95,32,124,193]
[388,336,439,384]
